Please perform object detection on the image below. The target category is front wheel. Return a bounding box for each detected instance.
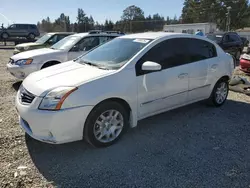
[1,32,9,39]
[84,101,129,147]
[207,79,229,107]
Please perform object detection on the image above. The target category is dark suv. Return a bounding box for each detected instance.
[0,24,40,39]
[206,32,244,60]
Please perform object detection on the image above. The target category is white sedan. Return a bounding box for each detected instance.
[7,31,122,79]
[15,32,234,147]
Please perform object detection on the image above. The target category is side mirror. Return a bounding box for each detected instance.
[47,40,54,45]
[71,45,79,52]
[141,61,161,71]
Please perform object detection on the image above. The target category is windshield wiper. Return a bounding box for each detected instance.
[82,61,110,70]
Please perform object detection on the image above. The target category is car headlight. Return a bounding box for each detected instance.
[24,46,30,50]
[38,87,78,111]
[15,59,33,65]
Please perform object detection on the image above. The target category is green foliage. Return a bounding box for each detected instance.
[181,0,250,30]
[37,5,181,33]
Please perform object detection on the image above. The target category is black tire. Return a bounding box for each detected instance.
[25,133,33,141]
[207,78,229,107]
[41,61,60,69]
[27,33,35,39]
[84,101,129,147]
[1,32,9,39]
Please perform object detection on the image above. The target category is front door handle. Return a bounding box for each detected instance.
[178,73,188,79]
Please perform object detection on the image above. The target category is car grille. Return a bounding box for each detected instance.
[19,86,35,104]
[9,58,14,65]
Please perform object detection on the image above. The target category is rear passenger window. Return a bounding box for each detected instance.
[229,34,240,42]
[29,25,37,29]
[186,38,217,61]
[57,35,68,41]
[20,25,29,29]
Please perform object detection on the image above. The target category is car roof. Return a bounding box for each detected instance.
[48,32,75,35]
[14,23,36,25]
[120,32,200,40]
[208,31,238,35]
[71,32,123,38]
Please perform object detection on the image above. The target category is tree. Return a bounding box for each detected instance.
[121,5,145,32]
[181,0,250,30]
[54,13,71,32]
[77,8,88,32]
[121,5,144,21]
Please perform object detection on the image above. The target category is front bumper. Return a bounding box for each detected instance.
[15,90,94,144]
[13,49,22,55]
[6,63,38,79]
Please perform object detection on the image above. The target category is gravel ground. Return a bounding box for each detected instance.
[0,49,250,188]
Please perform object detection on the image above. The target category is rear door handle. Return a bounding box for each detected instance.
[178,73,188,79]
[211,64,218,70]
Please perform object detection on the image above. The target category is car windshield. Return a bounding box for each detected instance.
[36,33,53,44]
[50,35,80,50]
[77,38,152,69]
[206,34,223,43]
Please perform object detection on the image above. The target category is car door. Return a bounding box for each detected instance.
[7,24,17,36]
[17,24,28,37]
[136,38,190,118]
[186,38,217,101]
[67,36,100,60]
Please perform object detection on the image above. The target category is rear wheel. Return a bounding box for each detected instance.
[84,101,129,147]
[207,78,229,107]
[27,33,35,39]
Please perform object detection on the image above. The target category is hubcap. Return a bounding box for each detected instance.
[2,33,8,38]
[215,82,228,104]
[93,110,124,143]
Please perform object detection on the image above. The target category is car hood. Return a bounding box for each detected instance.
[16,42,42,48]
[11,48,61,61]
[22,60,116,97]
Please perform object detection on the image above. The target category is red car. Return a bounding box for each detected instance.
[240,54,250,73]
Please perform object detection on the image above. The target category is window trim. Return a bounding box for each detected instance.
[135,37,218,76]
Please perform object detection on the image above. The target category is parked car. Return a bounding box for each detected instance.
[0,24,40,39]
[239,53,250,73]
[13,32,75,55]
[15,32,234,147]
[7,31,123,79]
[206,32,244,60]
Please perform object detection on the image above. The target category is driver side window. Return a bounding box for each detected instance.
[8,25,16,29]
[136,38,189,76]
[73,37,100,52]
[47,35,58,45]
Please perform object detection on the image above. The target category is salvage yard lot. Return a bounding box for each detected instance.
[0,49,250,188]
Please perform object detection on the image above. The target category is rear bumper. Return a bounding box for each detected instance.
[240,58,250,73]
